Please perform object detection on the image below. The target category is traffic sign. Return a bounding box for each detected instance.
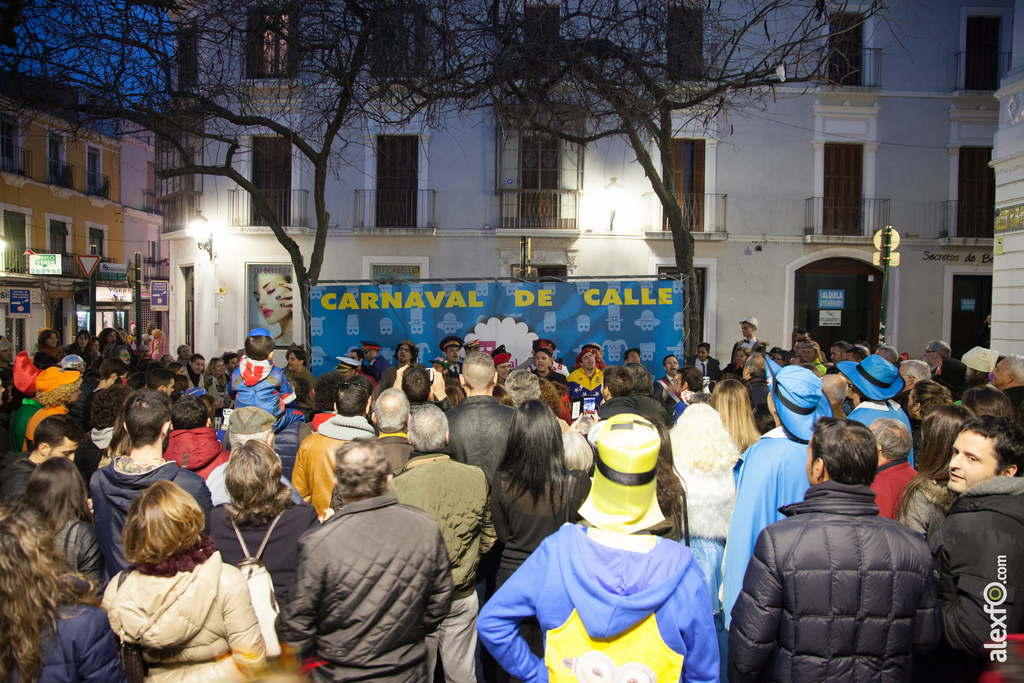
[873,227,900,251]
[77,255,101,277]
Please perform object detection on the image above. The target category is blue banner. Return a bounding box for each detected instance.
[308,279,688,378]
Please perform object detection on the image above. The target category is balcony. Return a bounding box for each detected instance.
[943,200,994,239]
[86,171,111,199]
[141,190,162,214]
[498,189,580,230]
[353,189,436,229]
[956,51,1011,92]
[229,188,308,228]
[0,145,31,177]
[643,192,727,234]
[0,251,108,277]
[805,197,890,237]
[825,47,881,88]
[158,191,202,233]
[47,160,74,189]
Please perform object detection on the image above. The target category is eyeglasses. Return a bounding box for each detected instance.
[117,353,130,359]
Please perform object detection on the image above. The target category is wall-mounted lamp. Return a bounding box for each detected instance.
[744,241,764,256]
[187,212,213,260]
[606,177,623,231]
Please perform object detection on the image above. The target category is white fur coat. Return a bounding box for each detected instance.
[670,403,742,541]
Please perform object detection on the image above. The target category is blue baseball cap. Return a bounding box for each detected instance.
[248,328,272,338]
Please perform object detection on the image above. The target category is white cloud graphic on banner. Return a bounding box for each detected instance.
[469,317,538,369]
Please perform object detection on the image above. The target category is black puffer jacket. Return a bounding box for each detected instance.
[919,476,1024,682]
[728,481,939,683]
[446,396,514,482]
[277,495,452,682]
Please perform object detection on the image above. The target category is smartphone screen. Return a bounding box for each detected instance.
[583,396,596,413]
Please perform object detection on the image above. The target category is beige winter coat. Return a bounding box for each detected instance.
[103,551,267,683]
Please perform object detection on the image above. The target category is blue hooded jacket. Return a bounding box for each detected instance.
[89,460,212,581]
[477,524,718,682]
[36,605,129,683]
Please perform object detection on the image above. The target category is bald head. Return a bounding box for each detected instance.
[373,388,410,434]
[820,374,848,406]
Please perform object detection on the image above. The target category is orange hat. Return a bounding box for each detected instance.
[13,352,41,395]
[36,367,81,393]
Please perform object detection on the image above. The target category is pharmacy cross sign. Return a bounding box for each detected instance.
[77,255,101,278]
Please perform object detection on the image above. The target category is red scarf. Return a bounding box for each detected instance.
[135,536,216,577]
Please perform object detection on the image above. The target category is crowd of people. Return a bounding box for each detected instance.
[1,319,1024,683]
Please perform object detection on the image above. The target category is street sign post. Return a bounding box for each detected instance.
[873,226,901,346]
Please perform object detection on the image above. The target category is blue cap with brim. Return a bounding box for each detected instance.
[766,357,832,444]
[837,355,904,401]
[248,328,272,338]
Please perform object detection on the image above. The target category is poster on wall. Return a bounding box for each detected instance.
[307,278,688,379]
[247,264,294,348]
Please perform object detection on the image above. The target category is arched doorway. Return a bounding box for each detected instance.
[795,257,882,348]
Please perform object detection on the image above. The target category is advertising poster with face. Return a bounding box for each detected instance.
[248,264,294,348]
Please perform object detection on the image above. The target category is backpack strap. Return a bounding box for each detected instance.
[231,513,284,561]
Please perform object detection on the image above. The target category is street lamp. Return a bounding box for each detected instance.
[606,177,623,231]
[187,212,213,260]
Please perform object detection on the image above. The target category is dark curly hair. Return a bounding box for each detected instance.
[88,383,130,430]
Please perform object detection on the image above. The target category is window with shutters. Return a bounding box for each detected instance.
[823,143,862,236]
[49,220,68,254]
[89,228,105,257]
[3,211,26,272]
[957,147,994,238]
[666,4,703,80]
[1,115,16,173]
[246,8,297,79]
[178,21,198,89]
[962,17,1002,91]
[828,12,864,86]
[671,138,705,231]
[370,4,428,80]
[251,136,292,226]
[376,136,419,228]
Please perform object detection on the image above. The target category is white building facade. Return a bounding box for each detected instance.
[162,0,1014,364]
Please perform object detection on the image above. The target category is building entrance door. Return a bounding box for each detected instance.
[950,275,992,358]
[795,258,882,350]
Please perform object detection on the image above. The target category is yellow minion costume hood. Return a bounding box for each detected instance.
[578,414,664,533]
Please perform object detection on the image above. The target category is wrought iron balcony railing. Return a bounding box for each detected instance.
[353,189,436,229]
[805,197,890,237]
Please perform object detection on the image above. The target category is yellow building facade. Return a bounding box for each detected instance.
[1,106,125,349]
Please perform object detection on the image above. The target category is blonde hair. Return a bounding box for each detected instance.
[710,379,761,452]
[0,504,98,683]
[36,378,82,409]
[123,481,205,566]
[670,403,741,474]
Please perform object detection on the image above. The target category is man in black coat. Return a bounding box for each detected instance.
[729,417,939,683]
[278,439,453,682]
[923,415,1024,682]
[446,352,514,483]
